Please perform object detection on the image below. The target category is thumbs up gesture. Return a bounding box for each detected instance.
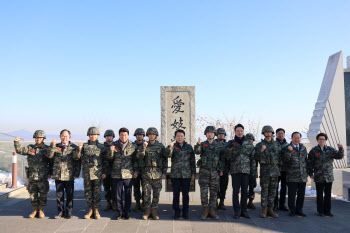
[110,146,115,152]
[143,141,148,149]
[52,139,57,145]
[169,141,175,149]
[261,145,266,152]
[198,137,203,144]
[338,144,343,148]
[287,145,293,151]
[79,143,83,149]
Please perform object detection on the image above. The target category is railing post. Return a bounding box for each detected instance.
[12,152,17,188]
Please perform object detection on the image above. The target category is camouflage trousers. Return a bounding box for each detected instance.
[260,176,278,207]
[84,178,102,208]
[27,179,49,207]
[248,175,257,200]
[142,179,162,209]
[198,168,220,207]
[217,171,229,200]
[133,173,144,201]
[102,176,115,203]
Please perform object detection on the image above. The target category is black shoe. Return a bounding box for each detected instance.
[183,212,189,219]
[296,211,307,217]
[279,205,289,211]
[233,214,240,219]
[317,212,324,217]
[324,212,333,217]
[65,212,73,219]
[240,212,251,219]
[289,211,296,217]
[124,212,130,220]
[115,213,122,220]
[173,209,181,219]
[55,212,64,219]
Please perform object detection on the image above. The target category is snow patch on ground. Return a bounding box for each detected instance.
[0,170,24,188]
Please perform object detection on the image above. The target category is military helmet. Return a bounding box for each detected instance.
[216,128,226,136]
[261,125,274,134]
[134,128,145,136]
[245,133,255,141]
[104,129,115,138]
[33,130,46,139]
[204,126,216,135]
[87,127,100,136]
[146,127,158,136]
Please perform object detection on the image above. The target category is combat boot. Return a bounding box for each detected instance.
[209,207,219,219]
[29,206,38,219]
[84,208,93,219]
[133,200,141,211]
[247,198,256,209]
[267,207,278,218]
[151,208,159,220]
[260,207,267,218]
[103,200,112,211]
[142,208,150,220]
[218,199,226,210]
[200,206,208,220]
[94,208,101,219]
[38,206,45,218]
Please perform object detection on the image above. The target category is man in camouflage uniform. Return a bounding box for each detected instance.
[225,124,256,219]
[274,128,289,211]
[14,130,52,218]
[255,125,281,218]
[137,127,167,220]
[102,129,116,211]
[195,126,223,220]
[307,132,344,217]
[132,128,145,211]
[73,127,106,219]
[215,128,229,210]
[246,133,258,209]
[47,129,81,219]
[283,132,308,217]
[104,127,138,220]
[165,129,196,219]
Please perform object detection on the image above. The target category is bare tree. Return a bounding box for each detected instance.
[197,114,261,140]
[86,113,105,131]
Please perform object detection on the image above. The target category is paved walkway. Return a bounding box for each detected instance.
[0,191,349,233]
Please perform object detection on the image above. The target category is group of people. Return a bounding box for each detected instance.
[13,124,344,220]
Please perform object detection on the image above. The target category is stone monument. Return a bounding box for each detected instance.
[160,86,196,146]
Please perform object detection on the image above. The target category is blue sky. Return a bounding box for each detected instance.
[1,0,350,137]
